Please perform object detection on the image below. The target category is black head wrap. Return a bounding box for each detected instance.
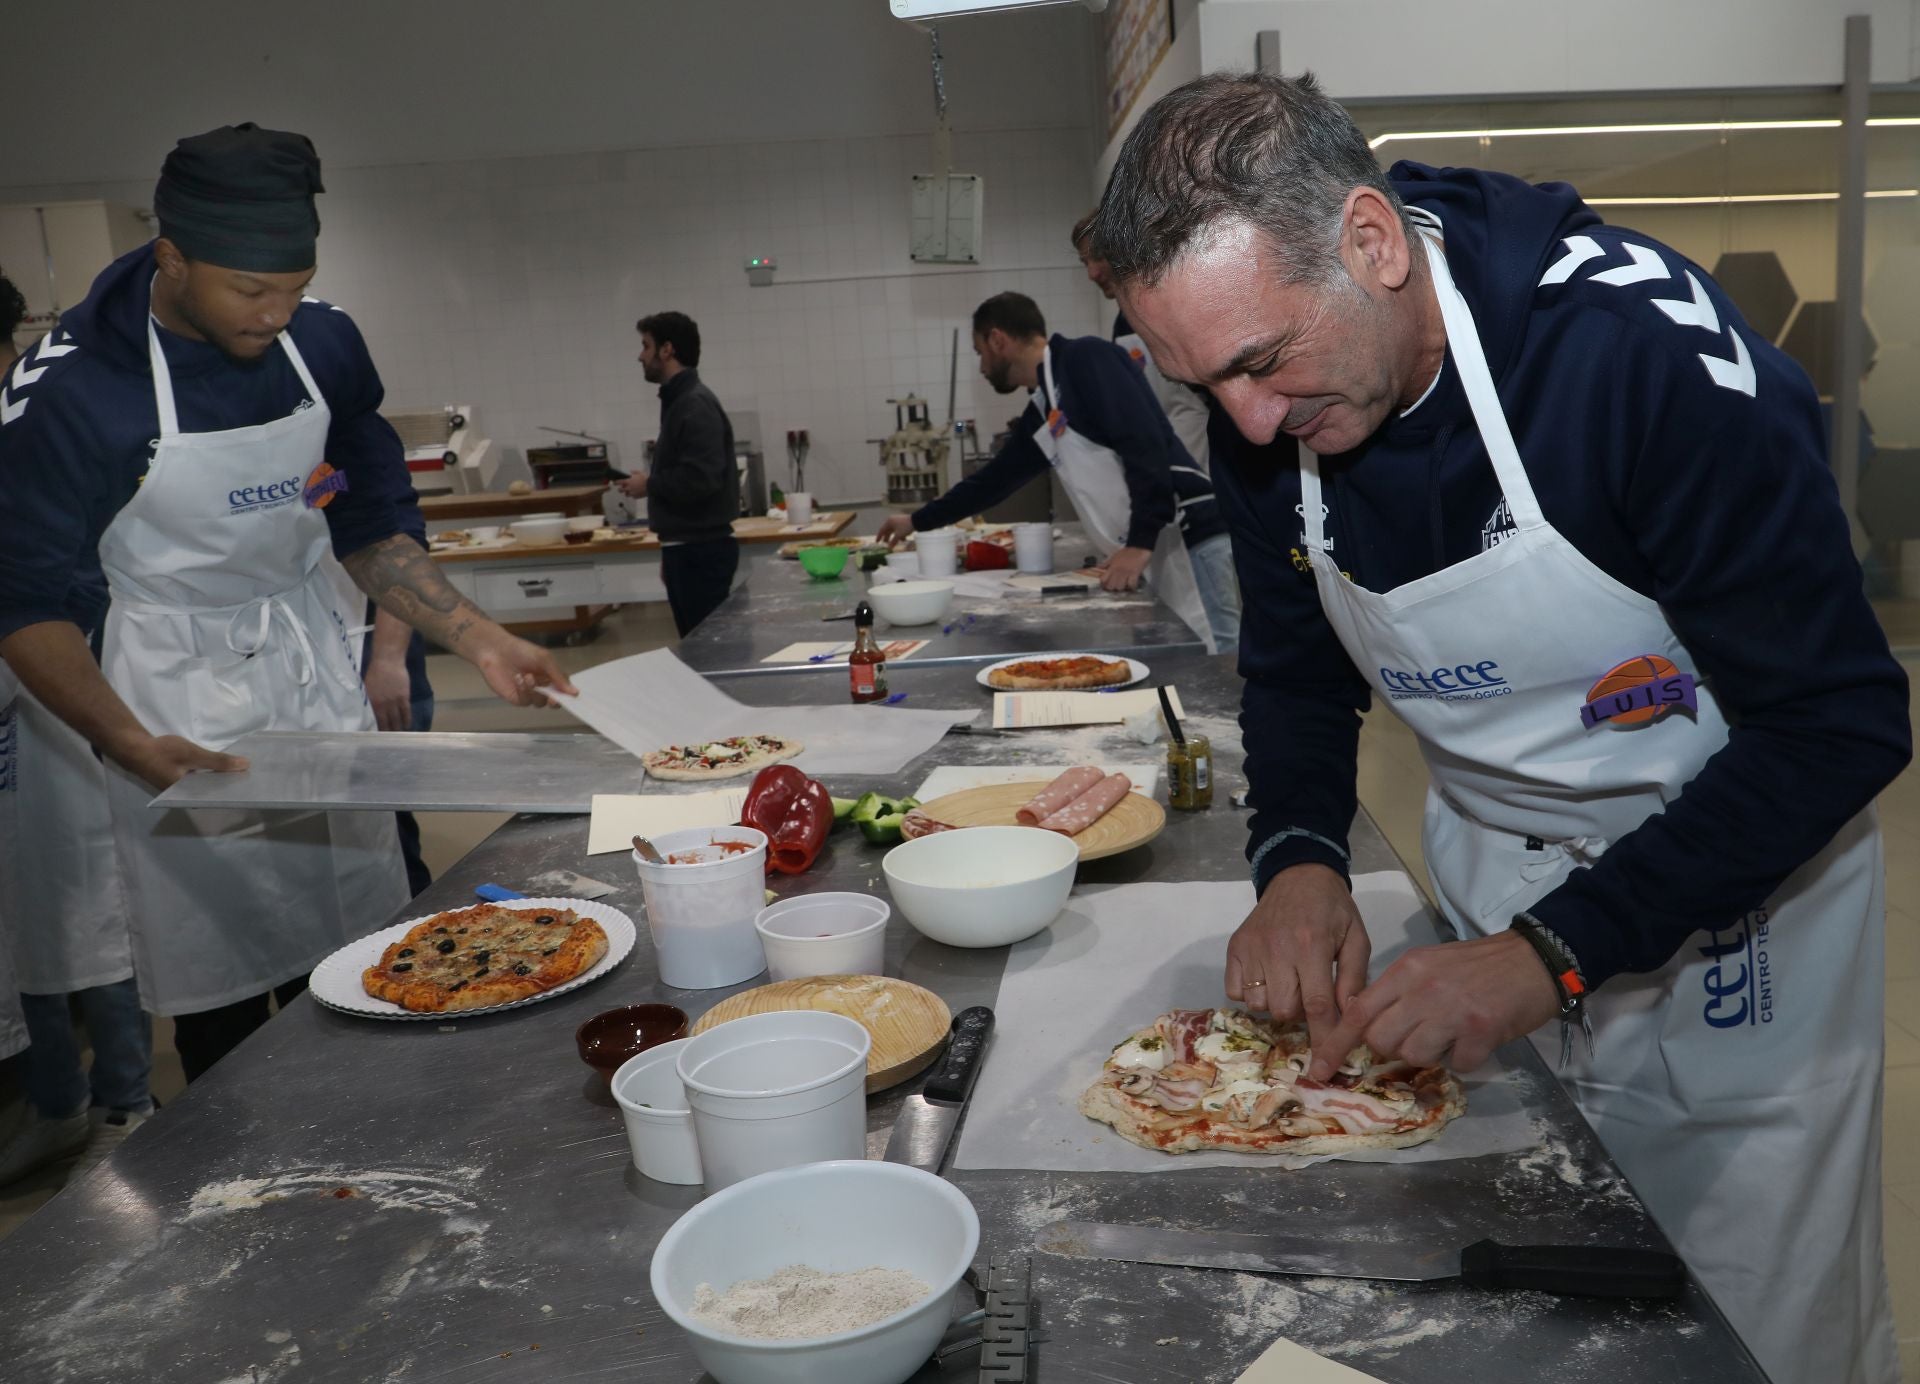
[153,123,323,273]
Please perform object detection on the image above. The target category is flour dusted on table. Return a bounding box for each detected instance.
[692,1264,931,1339]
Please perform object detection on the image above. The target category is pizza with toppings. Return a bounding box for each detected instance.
[641,733,804,781]
[361,903,609,1013]
[986,655,1133,691]
[1079,1008,1466,1155]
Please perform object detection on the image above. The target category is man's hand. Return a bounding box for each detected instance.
[1224,863,1370,1059]
[115,734,249,793]
[617,473,649,499]
[1306,930,1561,1079]
[1101,545,1153,591]
[363,654,413,732]
[876,514,916,547]
[470,630,579,707]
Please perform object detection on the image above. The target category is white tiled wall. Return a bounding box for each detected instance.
[12,126,1108,506]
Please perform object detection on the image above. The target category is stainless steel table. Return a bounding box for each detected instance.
[679,531,1206,676]
[0,652,1764,1383]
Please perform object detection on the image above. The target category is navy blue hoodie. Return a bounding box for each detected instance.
[1223,163,1910,991]
[0,243,421,643]
[913,333,1223,548]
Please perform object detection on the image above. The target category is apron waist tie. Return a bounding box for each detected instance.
[226,596,318,688]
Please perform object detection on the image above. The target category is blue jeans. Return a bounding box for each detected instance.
[19,979,151,1116]
[1186,532,1242,657]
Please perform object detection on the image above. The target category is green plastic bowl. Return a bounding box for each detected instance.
[798,546,850,580]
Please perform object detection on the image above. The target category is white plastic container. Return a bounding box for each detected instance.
[675,1010,871,1194]
[754,893,889,982]
[867,580,954,628]
[610,1038,703,1185]
[914,527,959,578]
[511,516,568,546]
[882,825,1078,948]
[634,826,770,990]
[1013,522,1054,573]
[466,524,503,541]
[651,1160,980,1384]
[785,491,815,525]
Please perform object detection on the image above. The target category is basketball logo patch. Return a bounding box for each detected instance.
[1580,654,1697,729]
[1046,408,1068,440]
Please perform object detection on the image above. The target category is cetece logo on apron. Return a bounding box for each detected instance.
[1579,654,1698,730]
[1377,660,1511,702]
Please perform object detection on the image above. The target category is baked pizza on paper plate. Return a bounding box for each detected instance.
[983,654,1137,691]
[1080,1007,1466,1156]
[362,902,609,1013]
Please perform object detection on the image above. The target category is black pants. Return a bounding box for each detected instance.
[662,537,740,637]
[172,976,309,1084]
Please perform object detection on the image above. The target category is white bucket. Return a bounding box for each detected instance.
[1013,522,1054,574]
[610,1038,703,1185]
[786,491,815,525]
[915,527,959,578]
[754,892,889,982]
[633,826,769,990]
[675,1010,871,1194]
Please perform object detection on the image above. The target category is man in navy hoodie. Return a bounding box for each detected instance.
[1092,74,1905,1384]
[0,124,576,1082]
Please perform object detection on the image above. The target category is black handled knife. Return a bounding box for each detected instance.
[882,1006,994,1173]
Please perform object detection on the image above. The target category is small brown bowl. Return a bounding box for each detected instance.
[575,1003,689,1080]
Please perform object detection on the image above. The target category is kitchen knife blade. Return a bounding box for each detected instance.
[883,1006,994,1173]
[1036,1221,1686,1299]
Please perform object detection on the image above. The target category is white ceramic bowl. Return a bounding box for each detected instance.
[866,580,954,627]
[754,893,890,982]
[650,1160,979,1384]
[511,517,568,546]
[566,514,602,533]
[881,825,1078,948]
[466,524,503,541]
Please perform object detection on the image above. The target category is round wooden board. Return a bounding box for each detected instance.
[690,975,952,1094]
[916,781,1166,861]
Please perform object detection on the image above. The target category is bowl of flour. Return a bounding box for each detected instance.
[649,1159,979,1384]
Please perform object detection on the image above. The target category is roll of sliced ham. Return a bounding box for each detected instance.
[1037,773,1132,836]
[1015,765,1106,825]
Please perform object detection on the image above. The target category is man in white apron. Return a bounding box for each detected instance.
[876,291,1236,653]
[1092,74,1906,1384]
[0,124,574,1082]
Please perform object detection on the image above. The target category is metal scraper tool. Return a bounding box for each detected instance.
[524,869,617,900]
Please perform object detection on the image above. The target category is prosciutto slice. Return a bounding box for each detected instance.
[1016,766,1105,825]
[1153,1010,1215,1063]
[1037,773,1132,836]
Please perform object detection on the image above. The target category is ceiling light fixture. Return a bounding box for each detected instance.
[1369,116,1920,150]
[1584,189,1918,206]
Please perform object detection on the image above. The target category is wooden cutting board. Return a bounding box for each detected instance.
[916,781,1166,861]
[690,975,951,1093]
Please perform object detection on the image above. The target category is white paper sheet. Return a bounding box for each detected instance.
[585,789,748,856]
[911,763,1162,802]
[991,687,1184,729]
[1236,1337,1387,1383]
[758,639,929,665]
[545,649,975,777]
[951,876,1535,1173]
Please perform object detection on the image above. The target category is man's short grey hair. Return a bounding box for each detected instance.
[1089,71,1409,291]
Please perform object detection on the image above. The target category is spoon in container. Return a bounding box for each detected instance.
[631,835,667,865]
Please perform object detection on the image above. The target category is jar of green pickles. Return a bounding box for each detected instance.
[1167,733,1213,810]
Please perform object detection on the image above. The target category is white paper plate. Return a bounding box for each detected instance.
[974,654,1149,690]
[309,896,636,1021]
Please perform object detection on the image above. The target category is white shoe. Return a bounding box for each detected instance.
[71,1106,152,1181]
[0,1107,91,1186]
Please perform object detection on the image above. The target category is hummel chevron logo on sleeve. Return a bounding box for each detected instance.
[1537,238,1756,397]
[1,331,80,426]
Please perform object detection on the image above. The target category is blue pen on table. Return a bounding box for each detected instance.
[881,692,909,706]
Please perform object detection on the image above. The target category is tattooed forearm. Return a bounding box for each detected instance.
[343,534,496,655]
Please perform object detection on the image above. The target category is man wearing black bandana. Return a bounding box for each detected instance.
[0,124,578,1081]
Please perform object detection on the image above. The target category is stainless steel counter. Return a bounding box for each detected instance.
[679,532,1206,676]
[0,639,1765,1381]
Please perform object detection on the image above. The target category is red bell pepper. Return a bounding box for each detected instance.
[739,764,834,875]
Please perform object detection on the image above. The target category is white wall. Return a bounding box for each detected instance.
[1196,0,1916,98]
[1,1,1109,504]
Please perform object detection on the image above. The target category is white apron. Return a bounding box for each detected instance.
[0,661,132,992]
[1033,347,1214,652]
[1295,226,1896,1384]
[94,319,408,1017]
[1116,330,1212,475]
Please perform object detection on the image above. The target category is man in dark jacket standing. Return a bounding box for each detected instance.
[618,312,739,635]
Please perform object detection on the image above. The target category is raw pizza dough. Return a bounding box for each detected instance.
[986,656,1133,691]
[362,903,608,1013]
[1079,1008,1466,1156]
[641,734,804,781]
